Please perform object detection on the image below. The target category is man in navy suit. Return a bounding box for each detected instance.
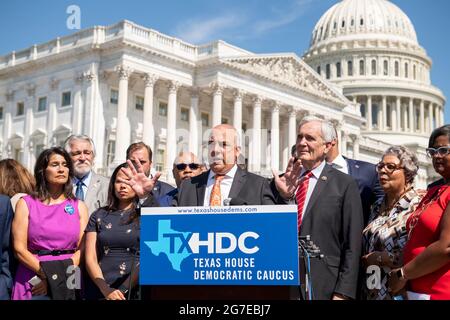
[326,127,383,226]
[126,142,175,207]
[0,194,14,300]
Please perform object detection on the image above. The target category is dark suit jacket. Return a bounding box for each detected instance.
[278,164,363,300]
[174,167,276,206]
[0,195,13,300]
[345,158,384,226]
[142,180,176,207]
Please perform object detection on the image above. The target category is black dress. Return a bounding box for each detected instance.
[84,208,139,300]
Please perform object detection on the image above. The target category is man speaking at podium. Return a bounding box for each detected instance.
[273,116,363,300]
[149,124,279,300]
[174,124,276,207]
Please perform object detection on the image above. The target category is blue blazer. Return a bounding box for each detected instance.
[345,158,384,226]
[0,195,13,300]
[150,181,176,207]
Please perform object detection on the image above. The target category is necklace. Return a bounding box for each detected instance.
[407,184,449,240]
[380,186,413,217]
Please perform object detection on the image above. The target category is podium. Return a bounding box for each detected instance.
[140,205,299,300]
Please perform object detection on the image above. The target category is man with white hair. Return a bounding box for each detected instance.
[64,135,109,216]
[273,115,363,300]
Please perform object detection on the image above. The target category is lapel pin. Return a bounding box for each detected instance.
[321,176,328,181]
[355,165,360,169]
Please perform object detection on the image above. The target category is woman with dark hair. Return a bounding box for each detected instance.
[11,147,88,300]
[0,159,36,211]
[85,163,140,300]
[389,125,450,299]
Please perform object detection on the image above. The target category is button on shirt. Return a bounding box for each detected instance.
[297,161,326,220]
[203,165,238,207]
[73,171,92,200]
[328,154,349,175]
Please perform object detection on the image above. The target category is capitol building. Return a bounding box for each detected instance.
[0,0,445,187]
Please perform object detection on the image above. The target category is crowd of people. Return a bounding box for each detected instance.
[0,119,449,300]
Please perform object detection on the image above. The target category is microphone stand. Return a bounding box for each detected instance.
[298,235,324,300]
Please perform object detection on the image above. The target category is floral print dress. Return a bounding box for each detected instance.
[85,208,140,299]
[362,189,424,300]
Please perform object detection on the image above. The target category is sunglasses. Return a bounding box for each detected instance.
[376,162,403,174]
[175,163,201,170]
[426,146,450,158]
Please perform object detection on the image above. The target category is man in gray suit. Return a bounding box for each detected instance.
[65,135,109,216]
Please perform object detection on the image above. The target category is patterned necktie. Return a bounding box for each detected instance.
[295,171,313,231]
[209,175,225,206]
[75,180,85,201]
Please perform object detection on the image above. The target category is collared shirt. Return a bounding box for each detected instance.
[298,160,326,219]
[73,171,92,198]
[203,164,238,206]
[329,154,349,175]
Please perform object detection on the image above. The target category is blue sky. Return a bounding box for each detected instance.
[0,0,448,123]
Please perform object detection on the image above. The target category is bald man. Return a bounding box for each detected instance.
[174,124,276,206]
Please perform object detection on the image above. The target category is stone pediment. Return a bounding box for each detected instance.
[221,54,348,106]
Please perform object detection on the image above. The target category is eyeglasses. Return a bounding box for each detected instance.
[376,162,403,174]
[426,146,450,158]
[175,163,201,170]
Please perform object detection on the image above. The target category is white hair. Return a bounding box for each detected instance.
[64,134,96,157]
[298,115,336,143]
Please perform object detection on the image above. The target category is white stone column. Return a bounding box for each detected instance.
[391,99,397,131]
[403,102,408,132]
[428,102,434,132]
[189,87,200,157]
[352,135,360,159]
[288,109,297,153]
[111,65,132,169]
[396,97,401,132]
[82,69,98,138]
[341,131,348,156]
[47,78,59,146]
[434,104,440,128]
[420,100,425,134]
[233,89,243,139]
[252,96,262,173]
[281,118,289,170]
[409,98,414,133]
[271,103,280,171]
[211,83,223,127]
[3,91,14,156]
[440,106,445,127]
[367,96,373,131]
[142,74,158,151]
[166,81,180,177]
[382,96,387,131]
[24,84,35,169]
[72,75,83,134]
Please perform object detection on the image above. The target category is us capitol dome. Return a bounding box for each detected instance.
[303,0,446,156]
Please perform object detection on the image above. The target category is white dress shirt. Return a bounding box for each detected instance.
[329,154,349,175]
[203,164,238,206]
[298,160,326,220]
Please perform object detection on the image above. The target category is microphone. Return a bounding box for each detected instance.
[222,197,248,206]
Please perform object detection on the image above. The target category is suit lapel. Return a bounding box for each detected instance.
[228,167,247,199]
[84,172,98,204]
[303,165,333,221]
[196,171,209,206]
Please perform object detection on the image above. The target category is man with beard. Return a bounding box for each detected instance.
[64,135,109,216]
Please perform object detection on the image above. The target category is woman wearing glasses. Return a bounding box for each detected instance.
[362,146,424,300]
[389,125,450,300]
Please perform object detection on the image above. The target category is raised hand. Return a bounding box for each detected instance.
[272,157,303,200]
[117,160,161,199]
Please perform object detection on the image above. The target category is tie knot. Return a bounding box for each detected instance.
[76,180,84,187]
[302,171,313,180]
[214,175,225,182]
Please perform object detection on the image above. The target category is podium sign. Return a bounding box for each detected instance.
[140,205,299,286]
